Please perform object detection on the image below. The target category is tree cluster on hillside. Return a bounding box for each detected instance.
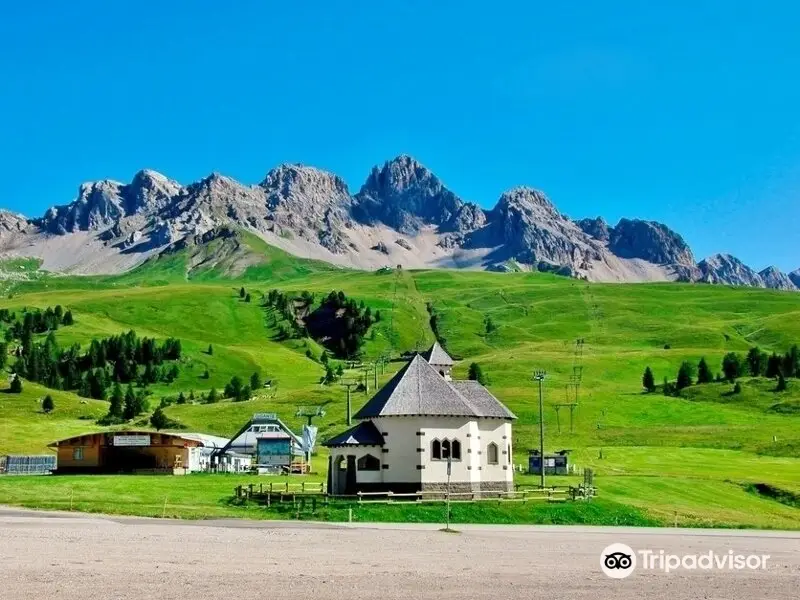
[1,306,74,343]
[643,343,799,397]
[306,291,378,359]
[263,289,313,339]
[99,382,150,424]
[11,329,182,399]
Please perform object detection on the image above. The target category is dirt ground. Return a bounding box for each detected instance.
[1,508,798,599]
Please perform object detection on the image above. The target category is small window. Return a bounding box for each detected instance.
[487,442,498,465]
[441,439,451,459]
[451,439,461,460]
[431,439,441,460]
[357,454,380,471]
[72,447,84,461]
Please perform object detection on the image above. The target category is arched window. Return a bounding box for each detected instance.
[335,455,347,471]
[451,439,461,460]
[487,442,499,465]
[441,439,451,459]
[431,439,442,460]
[357,454,380,471]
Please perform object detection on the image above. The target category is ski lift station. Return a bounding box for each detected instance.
[218,413,318,474]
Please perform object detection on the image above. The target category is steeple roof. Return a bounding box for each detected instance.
[422,341,454,366]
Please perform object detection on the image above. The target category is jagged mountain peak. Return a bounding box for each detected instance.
[698,253,765,287]
[353,155,468,234]
[495,187,558,214]
[608,218,695,266]
[576,216,610,242]
[261,163,350,199]
[789,268,800,289]
[758,266,797,291]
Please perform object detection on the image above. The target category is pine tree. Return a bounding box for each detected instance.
[0,342,7,370]
[62,310,74,326]
[696,357,712,384]
[245,293,251,303]
[10,375,23,394]
[335,363,344,377]
[469,362,488,386]
[676,362,693,390]
[123,385,137,419]
[206,388,218,404]
[150,406,169,431]
[177,392,187,405]
[722,352,742,382]
[320,351,329,365]
[250,372,262,391]
[776,373,788,392]
[746,347,766,377]
[766,353,783,378]
[108,383,124,419]
[239,287,246,299]
[642,367,656,392]
[42,395,54,413]
[207,344,213,356]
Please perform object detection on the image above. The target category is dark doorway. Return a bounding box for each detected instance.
[346,455,357,495]
[102,447,158,472]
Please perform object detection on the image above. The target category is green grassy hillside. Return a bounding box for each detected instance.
[1,242,799,528]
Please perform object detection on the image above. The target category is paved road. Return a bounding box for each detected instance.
[1,508,798,599]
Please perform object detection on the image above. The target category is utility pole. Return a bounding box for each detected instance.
[342,382,357,426]
[533,370,547,490]
[373,361,378,389]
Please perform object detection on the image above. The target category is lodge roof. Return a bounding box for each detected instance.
[323,421,385,447]
[352,354,516,420]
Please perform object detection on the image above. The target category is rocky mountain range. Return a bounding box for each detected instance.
[0,155,796,290]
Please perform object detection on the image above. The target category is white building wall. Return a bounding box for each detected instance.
[478,420,514,486]
[417,416,474,486]
[370,417,421,485]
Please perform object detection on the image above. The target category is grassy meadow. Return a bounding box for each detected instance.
[1,241,799,528]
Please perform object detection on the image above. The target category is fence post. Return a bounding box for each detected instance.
[285,481,289,493]
[270,482,273,494]
[387,491,394,503]
[348,507,353,523]
[302,482,306,493]
[162,496,168,518]
[357,491,363,505]
[69,487,74,511]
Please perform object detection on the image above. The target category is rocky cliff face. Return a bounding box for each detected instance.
[40,171,183,235]
[0,211,30,235]
[576,217,610,242]
[607,219,695,266]
[790,269,800,289]
[260,164,353,253]
[475,187,601,270]
[758,266,798,291]
[697,254,765,287]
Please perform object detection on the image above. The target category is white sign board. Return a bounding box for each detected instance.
[113,435,151,447]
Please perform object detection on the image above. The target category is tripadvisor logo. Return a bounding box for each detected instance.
[600,544,770,578]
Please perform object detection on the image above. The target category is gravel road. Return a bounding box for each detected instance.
[1,508,798,599]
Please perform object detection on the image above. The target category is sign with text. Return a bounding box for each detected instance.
[113,435,151,447]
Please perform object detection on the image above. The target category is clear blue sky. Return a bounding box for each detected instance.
[2,1,798,271]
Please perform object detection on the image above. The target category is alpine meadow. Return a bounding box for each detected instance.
[0,233,799,529]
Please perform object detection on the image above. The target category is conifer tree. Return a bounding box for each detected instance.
[642,367,656,393]
[696,357,712,384]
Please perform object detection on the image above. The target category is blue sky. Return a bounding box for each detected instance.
[1,1,798,271]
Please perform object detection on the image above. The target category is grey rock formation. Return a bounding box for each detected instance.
[697,254,765,287]
[0,211,30,235]
[395,238,412,251]
[372,242,389,255]
[608,218,694,266]
[474,187,601,271]
[790,269,800,289]
[575,217,610,242]
[41,170,182,234]
[260,164,352,253]
[758,266,798,291]
[353,155,476,234]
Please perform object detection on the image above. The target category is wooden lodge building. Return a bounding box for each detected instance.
[49,430,250,474]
